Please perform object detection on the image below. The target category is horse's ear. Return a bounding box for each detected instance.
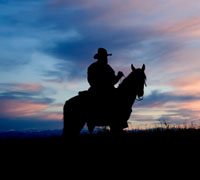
[142,64,145,71]
[131,64,136,71]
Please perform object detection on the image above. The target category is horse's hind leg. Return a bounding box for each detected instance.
[63,119,85,137]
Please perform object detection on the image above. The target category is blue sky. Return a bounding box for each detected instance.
[0,0,200,131]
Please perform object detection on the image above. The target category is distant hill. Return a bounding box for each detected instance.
[0,127,103,139]
[0,128,200,139]
[0,129,63,139]
[0,127,199,146]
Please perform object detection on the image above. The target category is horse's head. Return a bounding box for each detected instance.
[120,64,146,100]
[131,64,146,100]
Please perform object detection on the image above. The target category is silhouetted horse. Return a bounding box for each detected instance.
[63,64,146,136]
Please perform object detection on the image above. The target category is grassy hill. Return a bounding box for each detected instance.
[1,128,199,164]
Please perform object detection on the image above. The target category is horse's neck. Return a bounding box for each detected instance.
[122,92,136,108]
[117,82,137,108]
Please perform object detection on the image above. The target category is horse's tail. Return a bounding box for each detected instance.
[62,98,72,136]
[63,95,86,137]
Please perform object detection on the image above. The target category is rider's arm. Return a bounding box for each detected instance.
[107,65,124,85]
[113,72,124,85]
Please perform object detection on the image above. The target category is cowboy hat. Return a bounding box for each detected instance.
[94,48,112,59]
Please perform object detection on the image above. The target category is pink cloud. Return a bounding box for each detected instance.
[148,46,200,88]
[0,99,48,118]
[40,112,62,121]
[170,75,200,95]
[176,101,200,112]
[163,16,200,38]
[12,83,43,92]
[0,99,63,121]
[48,0,200,31]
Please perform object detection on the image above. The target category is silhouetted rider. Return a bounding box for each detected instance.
[87,48,124,94]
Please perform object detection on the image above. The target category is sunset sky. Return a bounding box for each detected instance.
[0,0,200,131]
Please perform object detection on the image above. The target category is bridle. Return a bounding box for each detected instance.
[135,79,147,102]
